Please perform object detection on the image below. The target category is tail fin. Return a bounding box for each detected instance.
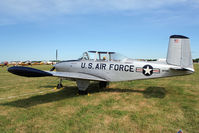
[166,35,194,71]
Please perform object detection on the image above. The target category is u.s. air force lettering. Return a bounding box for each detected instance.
[81,63,134,72]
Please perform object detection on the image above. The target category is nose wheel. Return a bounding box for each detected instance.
[57,79,63,89]
[57,83,63,89]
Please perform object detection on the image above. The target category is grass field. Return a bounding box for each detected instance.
[0,64,199,133]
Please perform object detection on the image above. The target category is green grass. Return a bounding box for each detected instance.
[0,64,199,133]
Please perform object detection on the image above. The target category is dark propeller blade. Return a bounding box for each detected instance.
[8,66,53,77]
[50,67,55,71]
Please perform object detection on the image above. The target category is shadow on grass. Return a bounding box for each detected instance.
[1,83,166,108]
[88,83,166,99]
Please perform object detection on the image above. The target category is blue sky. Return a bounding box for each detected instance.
[0,0,199,61]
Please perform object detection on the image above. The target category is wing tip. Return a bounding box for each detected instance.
[8,66,53,77]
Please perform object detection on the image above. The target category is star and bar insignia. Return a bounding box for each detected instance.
[136,65,160,76]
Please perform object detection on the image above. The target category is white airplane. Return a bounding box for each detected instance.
[8,35,194,94]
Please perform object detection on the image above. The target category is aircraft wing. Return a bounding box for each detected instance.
[46,71,107,81]
[8,66,106,81]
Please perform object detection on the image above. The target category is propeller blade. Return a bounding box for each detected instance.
[8,66,53,77]
[50,67,55,71]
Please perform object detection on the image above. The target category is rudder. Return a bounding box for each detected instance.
[166,35,194,71]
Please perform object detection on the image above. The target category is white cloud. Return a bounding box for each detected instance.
[0,0,198,23]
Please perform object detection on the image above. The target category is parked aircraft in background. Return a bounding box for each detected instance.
[8,35,194,94]
[0,61,8,67]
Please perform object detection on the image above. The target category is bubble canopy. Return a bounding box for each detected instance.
[79,51,128,61]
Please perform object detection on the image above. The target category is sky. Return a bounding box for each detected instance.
[0,0,199,61]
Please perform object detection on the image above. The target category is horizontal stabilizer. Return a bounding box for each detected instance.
[170,66,194,72]
[8,66,53,77]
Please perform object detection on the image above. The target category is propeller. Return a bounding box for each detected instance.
[50,49,58,71]
[50,66,55,71]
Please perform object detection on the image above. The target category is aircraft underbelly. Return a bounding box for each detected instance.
[105,71,162,82]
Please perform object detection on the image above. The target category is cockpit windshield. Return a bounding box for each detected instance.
[79,51,128,62]
[111,53,128,61]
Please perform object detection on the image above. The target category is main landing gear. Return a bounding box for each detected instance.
[78,90,88,95]
[99,81,109,89]
[76,80,90,95]
[56,79,109,95]
[56,79,89,95]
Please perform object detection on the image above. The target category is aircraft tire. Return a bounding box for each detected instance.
[78,90,88,95]
[99,81,108,89]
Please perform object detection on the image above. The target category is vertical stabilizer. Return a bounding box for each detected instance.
[166,35,194,70]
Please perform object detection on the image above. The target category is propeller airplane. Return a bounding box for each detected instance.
[8,35,195,94]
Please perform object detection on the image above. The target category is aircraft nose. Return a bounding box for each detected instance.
[50,63,59,71]
[53,63,61,71]
[53,62,69,72]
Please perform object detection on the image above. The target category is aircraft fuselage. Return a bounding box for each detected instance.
[55,60,193,82]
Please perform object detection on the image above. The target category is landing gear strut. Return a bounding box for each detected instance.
[57,79,63,89]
